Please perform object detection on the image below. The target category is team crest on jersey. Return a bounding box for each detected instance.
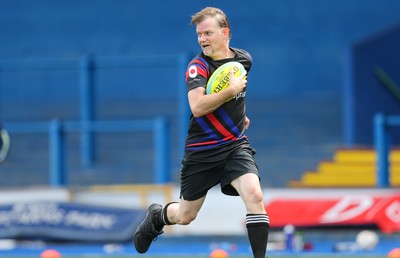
[188,65,198,78]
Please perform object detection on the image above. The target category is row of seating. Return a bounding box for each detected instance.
[289,148,400,187]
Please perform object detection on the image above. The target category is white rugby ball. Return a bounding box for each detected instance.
[356,230,379,250]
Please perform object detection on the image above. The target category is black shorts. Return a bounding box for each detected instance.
[180,143,259,201]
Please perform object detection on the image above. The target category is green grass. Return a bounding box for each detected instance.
[0,255,389,258]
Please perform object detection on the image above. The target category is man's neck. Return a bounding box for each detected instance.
[211,47,235,61]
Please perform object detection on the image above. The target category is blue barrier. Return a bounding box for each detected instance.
[5,117,170,186]
[374,113,400,187]
[0,201,145,242]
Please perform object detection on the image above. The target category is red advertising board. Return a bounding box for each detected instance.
[265,193,400,233]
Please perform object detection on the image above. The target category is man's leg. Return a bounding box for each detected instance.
[232,173,270,258]
[134,197,205,254]
[246,213,270,257]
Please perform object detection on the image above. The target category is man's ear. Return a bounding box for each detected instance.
[224,28,230,37]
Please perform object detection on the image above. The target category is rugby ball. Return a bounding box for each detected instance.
[206,61,245,95]
[356,230,378,250]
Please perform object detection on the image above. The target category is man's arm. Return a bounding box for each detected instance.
[188,69,247,117]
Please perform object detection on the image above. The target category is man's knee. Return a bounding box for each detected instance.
[179,211,197,225]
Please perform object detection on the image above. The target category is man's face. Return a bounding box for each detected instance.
[196,17,228,59]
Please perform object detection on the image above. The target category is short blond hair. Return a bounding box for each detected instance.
[191,7,231,39]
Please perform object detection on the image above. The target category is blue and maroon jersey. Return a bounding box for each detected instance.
[184,48,253,161]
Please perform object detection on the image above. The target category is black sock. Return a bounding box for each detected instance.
[246,213,270,258]
[153,202,177,231]
[153,209,164,231]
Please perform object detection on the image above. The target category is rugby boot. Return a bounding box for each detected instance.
[133,203,163,253]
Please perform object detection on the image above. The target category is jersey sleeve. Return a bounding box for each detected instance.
[185,56,210,91]
[234,48,253,73]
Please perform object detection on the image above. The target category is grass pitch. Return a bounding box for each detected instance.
[0,255,389,258]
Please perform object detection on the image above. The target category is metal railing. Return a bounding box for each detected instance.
[374,113,400,187]
[0,54,189,165]
[5,117,170,186]
[0,54,191,187]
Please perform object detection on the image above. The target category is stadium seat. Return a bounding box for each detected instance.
[289,148,400,187]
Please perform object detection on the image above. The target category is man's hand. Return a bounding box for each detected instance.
[228,68,247,96]
[244,116,250,130]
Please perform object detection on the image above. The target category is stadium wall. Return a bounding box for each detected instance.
[1,0,400,107]
[344,25,400,145]
[1,1,400,187]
